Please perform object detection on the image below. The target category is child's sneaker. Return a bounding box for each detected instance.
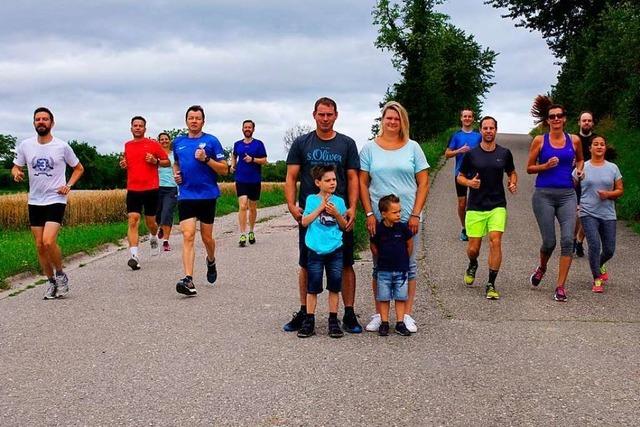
[530,266,545,287]
[365,314,382,332]
[403,314,418,332]
[592,278,605,293]
[328,317,344,338]
[297,316,315,338]
[553,286,567,302]
[378,321,389,336]
[395,321,411,336]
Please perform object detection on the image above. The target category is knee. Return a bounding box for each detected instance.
[467,247,480,259]
[560,236,573,257]
[42,239,56,252]
[182,230,195,243]
[238,201,248,211]
[35,240,46,253]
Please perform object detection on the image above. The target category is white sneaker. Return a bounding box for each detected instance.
[150,236,159,256]
[404,314,418,333]
[365,313,382,332]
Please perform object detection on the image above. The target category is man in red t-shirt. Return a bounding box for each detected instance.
[119,116,169,270]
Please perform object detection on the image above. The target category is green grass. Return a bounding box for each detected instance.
[0,187,286,288]
[602,125,640,222]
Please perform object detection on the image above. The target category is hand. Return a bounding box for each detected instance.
[288,203,303,223]
[597,190,609,200]
[507,181,517,194]
[469,173,481,189]
[325,200,339,218]
[243,154,253,163]
[173,170,183,184]
[230,165,236,173]
[458,144,470,154]
[12,169,24,182]
[194,148,207,162]
[408,215,420,235]
[575,169,585,180]
[145,152,157,164]
[57,184,72,195]
[119,156,127,169]
[344,207,356,232]
[366,214,377,237]
[546,156,559,169]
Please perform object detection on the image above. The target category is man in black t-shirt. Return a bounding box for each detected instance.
[457,116,517,300]
[282,97,362,334]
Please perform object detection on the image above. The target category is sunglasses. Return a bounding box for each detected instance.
[548,113,565,120]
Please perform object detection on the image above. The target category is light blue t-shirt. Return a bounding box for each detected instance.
[448,130,481,175]
[158,152,177,188]
[173,133,225,200]
[574,160,622,221]
[303,194,347,255]
[359,140,430,222]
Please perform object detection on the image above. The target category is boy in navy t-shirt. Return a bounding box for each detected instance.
[370,194,414,336]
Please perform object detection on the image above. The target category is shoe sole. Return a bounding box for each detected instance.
[249,240,255,244]
[56,289,69,298]
[329,333,344,338]
[239,242,246,247]
[395,330,411,336]
[592,288,604,293]
[43,295,57,300]
[554,296,567,302]
[486,295,500,300]
[297,332,315,338]
[128,259,141,270]
[379,331,389,336]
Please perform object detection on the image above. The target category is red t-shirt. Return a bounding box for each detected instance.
[124,138,168,191]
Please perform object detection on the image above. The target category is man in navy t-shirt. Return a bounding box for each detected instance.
[445,108,482,241]
[230,120,268,247]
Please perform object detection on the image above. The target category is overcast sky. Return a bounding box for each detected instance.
[0,1,558,160]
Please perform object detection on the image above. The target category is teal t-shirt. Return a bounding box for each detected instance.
[158,152,177,187]
[303,194,347,254]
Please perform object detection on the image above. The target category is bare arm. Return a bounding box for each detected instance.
[526,135,554,174]
[507,170,518,194]
[359,170,377,237]
[11,164,25,182]
[285,164,302,222]
[408,170,429,234]
[599,178,624,200]
[344,168,359,231]
[58,162,84,195]
[301,198,327,228]
[406,236,414,258]
[572,135,584,177]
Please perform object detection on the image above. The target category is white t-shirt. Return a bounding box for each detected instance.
[14,136,80,205]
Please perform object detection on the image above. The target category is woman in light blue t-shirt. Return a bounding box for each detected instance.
[156,132,178,251]
[359,101,430,333]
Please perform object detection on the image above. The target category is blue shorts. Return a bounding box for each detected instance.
[376,270,408,302]
[306,248,343,295]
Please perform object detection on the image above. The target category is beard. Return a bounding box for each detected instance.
[243,131,253,138]
[35,126,51,136]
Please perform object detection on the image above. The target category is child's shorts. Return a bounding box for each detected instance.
[307,248,343,294]
[376,270,408,302]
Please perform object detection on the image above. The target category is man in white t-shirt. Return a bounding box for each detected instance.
[12,107,84,300]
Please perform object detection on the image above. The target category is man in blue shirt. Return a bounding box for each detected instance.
[445,108,482,241]
[230,120,268,247]
[173,105,228,296]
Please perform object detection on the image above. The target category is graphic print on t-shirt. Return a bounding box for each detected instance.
[319,209,337,226]
[31,156,55,177]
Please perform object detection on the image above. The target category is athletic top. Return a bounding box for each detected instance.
[158,152,177,188]
[286,131,359,209]
[303,194,347,255]
[360,140,430,222]
[574,160,622,221]
[371,221,413,272]
[459,144,515,211]
[173,133,225,200]
[447,130,482,175]
[535,133,575,189]
[124,138,168,191]
[233,139,267,183]
[13,136,80,205]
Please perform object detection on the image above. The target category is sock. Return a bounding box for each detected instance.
[186,275,193,281]
[396,321,405,327]
[130,246,138,257]
[48,276,55,283]
[150,234,157,241]
[329,312,338,320]
[381,321,389,326]
[344,306,355,317]
[468,258,478,268]
[300,305,307,314]
[306,313,315,320]
[55,270,64,276]
[207,257,215,265]
[488,269,499,285]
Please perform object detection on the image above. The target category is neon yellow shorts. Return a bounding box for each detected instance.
[465,207,507,238]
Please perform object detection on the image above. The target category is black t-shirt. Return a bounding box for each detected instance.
[370,222,413,272]
[286,131,360,208]
[579,133,598,161]
[459,144,515,211]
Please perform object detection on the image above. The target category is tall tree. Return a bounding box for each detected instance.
[0,134,17,168]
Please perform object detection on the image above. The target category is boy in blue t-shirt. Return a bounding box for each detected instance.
[297,165,347,339]
[370,194,414,336]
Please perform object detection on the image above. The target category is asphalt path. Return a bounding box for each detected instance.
[1,133,639,426]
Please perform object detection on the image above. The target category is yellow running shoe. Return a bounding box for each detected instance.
[485,284,500,300]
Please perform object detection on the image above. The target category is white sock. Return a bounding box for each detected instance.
[130,246,138,257]
[150,234,157,243]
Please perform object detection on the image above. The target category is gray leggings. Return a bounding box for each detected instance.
[532,188,577,257]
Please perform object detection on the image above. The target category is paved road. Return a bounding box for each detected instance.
[1,134,639,426]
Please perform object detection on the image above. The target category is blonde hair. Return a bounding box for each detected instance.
[378,101,410,142]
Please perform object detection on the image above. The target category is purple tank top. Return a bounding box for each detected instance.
[535,132,575,189]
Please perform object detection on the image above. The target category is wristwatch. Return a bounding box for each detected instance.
[203,156,211,163]
[366,211,374,217]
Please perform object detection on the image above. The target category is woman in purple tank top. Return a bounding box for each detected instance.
[526,99,584,302]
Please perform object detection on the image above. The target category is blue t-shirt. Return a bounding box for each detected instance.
[448,130,481,175]
[303,194,347,255]
[158,152,177,188]
[359,140,430,222]
[173,133,225,200]
[233,139,267,183]
[371,221,413,272]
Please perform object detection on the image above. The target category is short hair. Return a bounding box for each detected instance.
[185,105,205,121]
[33,107,54,122]
[314,97,337,113]
[157,132,171,140]
[460,108,474,116]
[378,194,400,213]
[131,116,146,125]
[479,116,498,129]
[242,119,255,128]
[310,164,336,181]
[578,110,595,122]
[378,101,410,142]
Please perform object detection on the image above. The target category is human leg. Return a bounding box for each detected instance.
[180,218,196,277]
[599,219,617,269]
[581,215,602,279]
[556,190,577,288]
[248,199,258,232]
[238,195,248,234]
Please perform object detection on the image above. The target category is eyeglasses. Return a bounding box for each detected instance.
[548,113,565,120]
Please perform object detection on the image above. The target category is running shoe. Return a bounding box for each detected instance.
[55,272,69,297]
[206,258,217,284]
[43,279,57,300]
[248,231,256,244]
[404,314,418,332]
[553,286,567,302]
[464,263,478,286]
[575,241,584,257]
[485,284,500,300]
[530,266,545,287]
[378,321,389,336]
[395,321,411,336]
[283,310,306,332]
[176,276,197,296]
[297,316,315,338]
[163,241,171,251]
[157,228,164,239]
[150,236,159,256]
[239,234,247,247]
[599,264,609,281]
[459,229,469,241]
[328,318,344,338]
[592,278,605,293]
[365,313,382,332]
[342,311,363,334]
[128,256,141,271]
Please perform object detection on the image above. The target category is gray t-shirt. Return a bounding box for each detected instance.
[286,131,360,208]
[14,136,80,205]
[574,160,622,220]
